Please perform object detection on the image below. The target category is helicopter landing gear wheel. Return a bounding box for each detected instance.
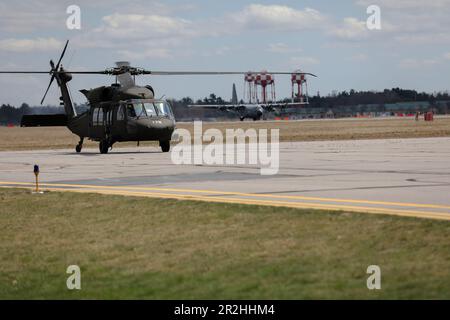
[160,140,170,153]
[99,140,109,154]
[75,137,84,153]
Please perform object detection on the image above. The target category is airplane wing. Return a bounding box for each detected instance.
[261,101,309,110]
[188,104,247,111]
[189,102,308,112]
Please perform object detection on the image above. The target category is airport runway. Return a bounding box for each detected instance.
[1,137,450,220]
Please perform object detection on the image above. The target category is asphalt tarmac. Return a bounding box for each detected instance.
[1,137,449,220]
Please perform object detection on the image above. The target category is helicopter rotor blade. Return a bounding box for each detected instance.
[54,40,69,71]
[0,70,110,75]
[145,71,318,77]
[0,71,51,74]
[146,71,252,75]
[66,71,110,74]
[0,70,317,77]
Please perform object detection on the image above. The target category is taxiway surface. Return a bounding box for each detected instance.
[1,137,449,220]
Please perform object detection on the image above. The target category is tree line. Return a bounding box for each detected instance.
[1,88,449,124]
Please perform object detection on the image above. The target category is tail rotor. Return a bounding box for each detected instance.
[40,40,69,105]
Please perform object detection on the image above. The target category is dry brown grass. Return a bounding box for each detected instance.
[1,117,449,151]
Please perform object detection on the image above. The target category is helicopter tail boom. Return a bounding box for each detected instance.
[20,114,68,127]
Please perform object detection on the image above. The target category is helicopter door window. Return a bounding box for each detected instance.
[97,108,104,125]
[92,108,100,126]
[126,104,136,118]
[117,105,125,121]
[143,103,157,117]
[106,110,113,125]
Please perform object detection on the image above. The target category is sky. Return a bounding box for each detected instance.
[0,0,450,106]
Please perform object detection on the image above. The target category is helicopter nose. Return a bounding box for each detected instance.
[146,118,174,130]
[138,118,175,140]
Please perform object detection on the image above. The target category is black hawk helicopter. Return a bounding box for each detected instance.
[0,40,316,154]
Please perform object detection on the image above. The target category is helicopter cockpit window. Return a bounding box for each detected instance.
[153,101,172,117]
[125,101,173,118]
[133,103,146,118]
[143,103,157,117]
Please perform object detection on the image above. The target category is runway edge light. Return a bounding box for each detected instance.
[32,164,43,194]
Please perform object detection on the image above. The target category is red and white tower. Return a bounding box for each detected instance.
[254,71,275,104]
[291,70,308,104]
[244,72,256,103]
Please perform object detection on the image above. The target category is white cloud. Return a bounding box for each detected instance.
[328,18,368,40]
[0,2,330,61]
[0,1,65,33]
[71,12,198,60]
[93,13,194,41]
[356,0,450,9]
[394,33,450,45]
[0,0,195,34]
[71,4,328,60]
[354,0,450,45]
[0,37,63,52]
[109,14,189,36]
[229,4,327,32]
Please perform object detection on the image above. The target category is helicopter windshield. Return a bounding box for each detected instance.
[125,101,173,118]
[153,101,172,117]
[143,103,157,117]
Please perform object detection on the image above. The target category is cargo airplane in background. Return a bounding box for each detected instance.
[188,81,316,121]
[189,102,282,121]
[188,99,316,121]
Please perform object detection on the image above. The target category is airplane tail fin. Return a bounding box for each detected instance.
[231,83,238,104]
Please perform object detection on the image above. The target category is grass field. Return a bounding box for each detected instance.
[0,188,449,299]
[1,117,450,151]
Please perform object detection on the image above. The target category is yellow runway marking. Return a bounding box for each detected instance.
[1,180,450,210]
[1,181,450,221]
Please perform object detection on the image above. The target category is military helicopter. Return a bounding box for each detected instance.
[0,40,316,154]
